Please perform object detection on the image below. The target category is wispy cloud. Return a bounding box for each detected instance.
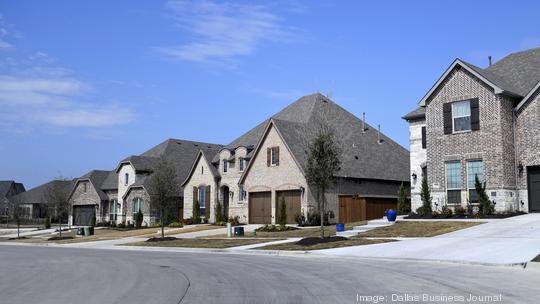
[0,14,13,50]
[157,1,297,63]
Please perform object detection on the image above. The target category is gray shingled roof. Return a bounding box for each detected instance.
[101,171,118,190]
[76,170,113,201]
[402,107,425,121]
[486,47,540,97]
[460,60,523,96]
[0,181,25,199]
[9,180,74,205]
[123,139,223,197]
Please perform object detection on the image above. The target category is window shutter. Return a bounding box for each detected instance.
[267,148,271,167]
[275,147,280,166]
[421,126,426,149]
[443,103,452,134]
[193,186,197,206]
[205,185,211,217]
[470,98,480,131]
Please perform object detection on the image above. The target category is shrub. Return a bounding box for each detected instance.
[295,213,306,226]
[184,218,194,225]
[278,197,287,228]
[418,175,432,216]
[44,217,51,229]
[135,209,143,229]
[397,182,410,214]
[168,221,183,228]
[431,210,439,218]
[296,211,329,226]
[256,224,298,232]
[228,216,240,226]
[475,175,495,215]
[466,200,474,214]
[455,205,466,216]
[110,221,117,228]
[215,201,223,223]
[193,200,200,224]
[442,206,453,218]
[117,222,125,229]
[151,223,161,228]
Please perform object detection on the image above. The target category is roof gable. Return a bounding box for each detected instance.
[181,150,219,187]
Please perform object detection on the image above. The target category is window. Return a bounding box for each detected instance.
[83,182,87,193]
[467,160,484,203]
[201,166,204,175]
[124,173,129,186]
[132,197,143,218]
[198,185,206,216]
[445,161,462,204]
[223,160,228,173]
[239,157,245,172]
[452,100,471,132]
[239,185,246,201]
[109,199,118,221]
[421,126,426,149]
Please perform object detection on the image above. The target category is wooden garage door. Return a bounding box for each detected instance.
[249,192,271,224]
[276,190,301,224]
[73,205,95,226]
[339,196,397,223]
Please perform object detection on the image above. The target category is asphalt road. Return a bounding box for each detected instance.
[1,246,539,304]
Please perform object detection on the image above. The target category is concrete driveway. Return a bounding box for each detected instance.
[317,213,540,265]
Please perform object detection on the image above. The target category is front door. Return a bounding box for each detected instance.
[528,166,540,212]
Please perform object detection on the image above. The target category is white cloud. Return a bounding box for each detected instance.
[0,14,13,50]
[158,0,296,62]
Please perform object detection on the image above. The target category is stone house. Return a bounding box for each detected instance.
[183,93,410,224]
[403,47,540,213]
[9,179,74,220]
[0,181,25,219]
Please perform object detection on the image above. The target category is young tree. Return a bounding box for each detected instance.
[278,197,287,228]
[305,119,342,238]
[475,175,494,215]
[147,157,179,238]
[10,197,23,239]
[193,199,200,224]
[214,201,223,223]
[416,174,432,216]
[135,209,143,229]
[396,182,409,214]
[45,179,71,239]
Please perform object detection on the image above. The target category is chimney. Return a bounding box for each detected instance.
[488,56,492,67]
[377,124,382,144]
[362,112,366,132]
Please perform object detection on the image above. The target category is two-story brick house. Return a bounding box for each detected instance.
[183,93,410,224]
[404,47,540,213]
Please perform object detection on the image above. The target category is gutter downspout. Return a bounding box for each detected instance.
[512,109,520,211]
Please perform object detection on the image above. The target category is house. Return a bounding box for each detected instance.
[0,181,25,219]
[183,93,410,224]
[403,47,540,213]
[68,170,117,226]
[9,179,74,220]
[115,139,223,226]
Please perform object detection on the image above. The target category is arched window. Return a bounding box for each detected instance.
[109,199,118,221]
[132,197,143,218]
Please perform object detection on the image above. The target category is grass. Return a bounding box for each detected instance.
[256,238,395,251]
[206,221,367,239]
[126,238,283,249]
[356,221,482,238]
[532,255,540,262]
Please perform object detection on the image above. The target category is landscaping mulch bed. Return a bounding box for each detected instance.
[256,225,299,232]
[7,236,28,240]
[355,221,481,238]
[296,236,347,246]
[257,238,395,251]
[405,212,526,220]
[47,236,74,241]
[145,237,178,242]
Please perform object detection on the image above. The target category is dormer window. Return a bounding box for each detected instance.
[124,173,129,186]
[239,157,245,172]
[223,160,228,173]
[267,147,279,167]
[83,182,87,193]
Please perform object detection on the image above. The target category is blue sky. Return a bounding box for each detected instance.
[1,0,540,189]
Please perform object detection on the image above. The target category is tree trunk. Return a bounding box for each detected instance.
[17,221,20,239]
[319,190,325,239]
[161,206,165,238]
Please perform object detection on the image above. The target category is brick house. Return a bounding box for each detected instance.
[0,181,25,219]
[403,47,540,213]
[9,180,74,220]
[183,93,410,224]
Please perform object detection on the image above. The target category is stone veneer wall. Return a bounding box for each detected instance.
[407,119,427,211]
[515,90,540,212]
[183,154,218,222]
[425,66,518,211]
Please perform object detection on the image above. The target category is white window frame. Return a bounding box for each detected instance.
[445,161,462,205]
[239,185,246,201]
[132,197,143,218]
[198,185,206,215]
[270,147,277,166]
[452,100,471,133]
[109,199,118,221]
[239,157,245,172]
[466,159,484,204]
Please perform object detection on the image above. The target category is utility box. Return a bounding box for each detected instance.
[233,226,244,237]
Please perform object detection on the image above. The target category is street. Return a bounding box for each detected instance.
[1,245,539,303]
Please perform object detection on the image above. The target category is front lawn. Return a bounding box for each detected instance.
[126,238,282,249]
[256,238,395,251]
[355,221,481,238]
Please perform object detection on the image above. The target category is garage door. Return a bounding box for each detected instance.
[249,192,271,224]
[528,166,540,212]
[338,196,397,223]
[276,190,301,224]
[73,205,95,226]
